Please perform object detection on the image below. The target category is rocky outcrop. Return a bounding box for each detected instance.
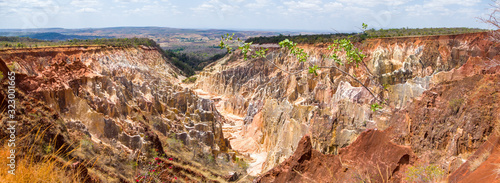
[0,46,231,181]
[388,61,500,170]
[255,130,414,183]
[448,133,500,183]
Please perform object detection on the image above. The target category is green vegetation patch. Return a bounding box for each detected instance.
[246,33,361,44]
[404,164,445,182]
[165,49,226,76]
[0,36,160,49]
[365,27,486,38]
[182,77,197,84]
[245,27,486,44]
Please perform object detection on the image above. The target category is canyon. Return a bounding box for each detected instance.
[195,32,500,181]
[0,32,499,182]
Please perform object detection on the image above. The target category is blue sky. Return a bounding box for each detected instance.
[0,0,495,31]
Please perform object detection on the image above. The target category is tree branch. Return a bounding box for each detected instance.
[317,65,381,102]
[259,52,381,102]
[262,52,309,75]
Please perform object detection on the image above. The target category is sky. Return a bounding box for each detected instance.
[0,0,496,32]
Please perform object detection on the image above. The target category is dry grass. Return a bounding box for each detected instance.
[469,151,491,172]
[0,144,83,182]
[163,156,226,182]
[375,164,390,183]
[292,168,318,183]
[0,123,89,182]
[352,167,374,183]
[493,163,500,180]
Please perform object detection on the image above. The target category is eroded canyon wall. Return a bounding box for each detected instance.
[194,32,500,177]
[0,46,231,181]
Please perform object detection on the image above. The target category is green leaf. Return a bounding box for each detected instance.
[370,103,382,112]
[308,65,318,75]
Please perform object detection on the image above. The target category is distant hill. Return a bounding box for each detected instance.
[0,26,306,45]
[19,32,109,41]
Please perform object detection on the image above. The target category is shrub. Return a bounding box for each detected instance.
[134,156,177,183]
[182,77,197,83]
[7,62,16,72]
[44,145,53,154]
[166,136,184,149]
[449,98,464,113]
[80,139,93,150]
[235,157,249,169]
[404,164,445,183]
[207,154,215,163]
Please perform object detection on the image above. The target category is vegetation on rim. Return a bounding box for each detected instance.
[245,27,486,44]
[0,37,159,49]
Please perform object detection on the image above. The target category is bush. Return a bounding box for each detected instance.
[235,157,249,169]
[182,77,197,84]
[207,154,215,163]
[449,98,464,113]
[404,164,445,183]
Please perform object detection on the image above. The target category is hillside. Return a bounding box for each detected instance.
[0,45,246,182]
[194,32,500,182]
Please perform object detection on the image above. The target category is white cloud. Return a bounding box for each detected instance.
[77,7,98,12]
[122,1,180,15]
[70,0,100,8]
[192,0,240,12]
[337,0,410,7]
[280,0,355,17]
[426,0,480,7]
[246,0,273,9]
[0,0,61,15]
[191,0,241,19]
[0,0,490,31]
[113,0,151,3]
[70,0,101,12]
[191,3,215,12]
[404,0,481,17]
[283,0,322,12]
[324,2,343,10]
[0,0,65,28]
[322,2,344,15]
